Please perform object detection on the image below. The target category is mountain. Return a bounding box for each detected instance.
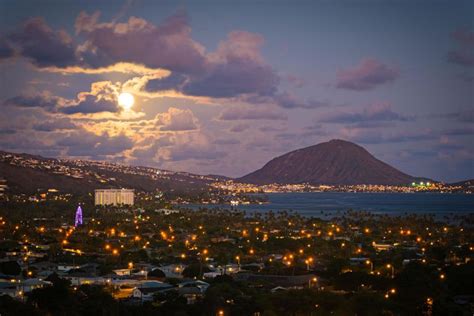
[0,151,221,195]
[238,139,426,185]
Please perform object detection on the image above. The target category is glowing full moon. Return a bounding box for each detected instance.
[118,92,135,110]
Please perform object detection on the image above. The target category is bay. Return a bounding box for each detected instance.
[183,192,474,218]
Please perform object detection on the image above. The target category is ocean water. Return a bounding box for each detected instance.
[185,192,474,218]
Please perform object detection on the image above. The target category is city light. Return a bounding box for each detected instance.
[0,1,471,314]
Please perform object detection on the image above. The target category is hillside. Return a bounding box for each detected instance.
[239,139,425,185]
[0,151,220,195]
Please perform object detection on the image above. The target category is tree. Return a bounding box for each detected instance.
[27,279,119,315]
[182,263,211,278]
[0,295,36,315]
[445,262,474,295]
[269,289,321,315]
[325,257,349,277]
[395,262,441,314]
[77,284,119,315]
[348,291,399,316]
[0,260,21,275]
[148,268,166,279]
[27,275,76,315]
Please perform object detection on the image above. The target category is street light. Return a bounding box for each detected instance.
[235,255,240,269]
[366,260,373,273]
[386,264,394,278]
[308,277,317,288]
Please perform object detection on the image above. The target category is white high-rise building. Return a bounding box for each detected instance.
[94,189,134,206]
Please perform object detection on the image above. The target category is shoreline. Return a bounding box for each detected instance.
[177,191,474,220]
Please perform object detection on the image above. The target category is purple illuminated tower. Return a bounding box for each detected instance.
[75,205,83,227]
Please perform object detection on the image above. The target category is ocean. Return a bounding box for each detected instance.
[183,192,474,218]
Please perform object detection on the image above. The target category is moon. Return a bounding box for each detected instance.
[118,92,135,110]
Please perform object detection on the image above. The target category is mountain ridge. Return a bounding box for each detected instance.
[0,150,221,195]
[2,142,470,194]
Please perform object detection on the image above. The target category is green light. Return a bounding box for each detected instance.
[412,182,416,186]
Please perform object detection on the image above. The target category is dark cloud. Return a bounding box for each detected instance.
[61,94,117,114]
[273,92,330,109]
[5,82,120,115]
[219,106,287,121]
[75,10,207,73]
[0,128,16,135]
[6,17,77,67]
[233,90,331,110]
[32,117,76,131]
[319,103,413,124]
[434,109,474,123]
[0,133,61,157]
[336,58,399,91]
[146,31,280,99]
[145,72,187,91]
[4,11,280,101]
[192,30,278,98]
[183,59,278,98]
[2,12,291,106]
[1,11,207,73]
[4,93,64,111]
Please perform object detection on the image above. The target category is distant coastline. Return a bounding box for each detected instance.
[179,192,474,218]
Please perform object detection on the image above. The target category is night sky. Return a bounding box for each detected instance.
[0,0,472,181]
